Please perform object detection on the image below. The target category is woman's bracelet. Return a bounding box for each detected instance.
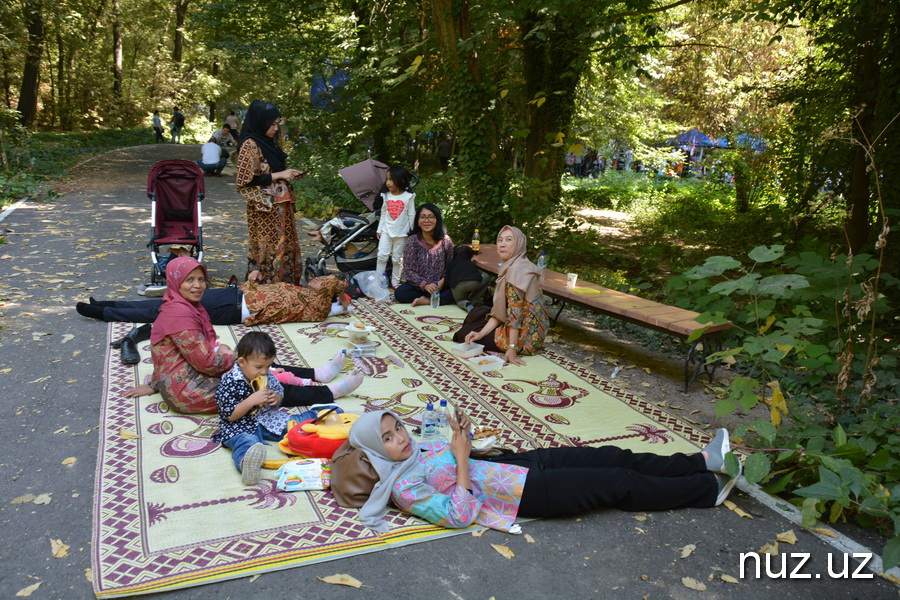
[508,344,517,351]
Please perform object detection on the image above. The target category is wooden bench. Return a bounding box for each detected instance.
[472,244,732,391]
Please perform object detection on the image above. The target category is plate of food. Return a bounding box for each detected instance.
[465,354,505,373]
[470,426,501,455]
[345,322,376,344]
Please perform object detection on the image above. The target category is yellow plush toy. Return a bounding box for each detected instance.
[301,411,360,439]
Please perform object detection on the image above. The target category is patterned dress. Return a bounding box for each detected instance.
[241,275,346,326]
[401,235,454,287]
[493,283,549,355]
[391,443,528,532]
[235,138,303,284]
[149,330,234,414]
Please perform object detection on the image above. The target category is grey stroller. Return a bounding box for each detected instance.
[303,159,417,282]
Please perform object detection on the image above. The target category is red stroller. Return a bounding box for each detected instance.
[145,160,204,288]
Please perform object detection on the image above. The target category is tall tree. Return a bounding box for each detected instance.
[16,0,44,127]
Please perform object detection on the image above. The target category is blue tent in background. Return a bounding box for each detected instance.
[715,133,767,152]
[668,128,719,148]
[311,60,351,111]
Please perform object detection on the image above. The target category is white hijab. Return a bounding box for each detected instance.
[347,410,421,533]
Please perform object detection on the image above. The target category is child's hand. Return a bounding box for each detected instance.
[267,394,283,407]
[249,390,273,406]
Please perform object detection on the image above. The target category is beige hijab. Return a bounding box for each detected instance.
[491,226,542,322]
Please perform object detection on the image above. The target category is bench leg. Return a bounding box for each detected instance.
[683,335,722,392]
[548,297,567,326]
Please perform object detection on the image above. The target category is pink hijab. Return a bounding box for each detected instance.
[491,226,542,322]
[149,257,217,345]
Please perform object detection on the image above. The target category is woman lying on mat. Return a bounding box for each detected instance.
[337,410,741,534]
[76,271,351,326]
[452,225,549,366]
[123,257,363,413]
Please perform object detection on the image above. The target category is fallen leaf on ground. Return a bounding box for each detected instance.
[721,574,739,584]
[643,368,651,374]
[681,577,706,591]
[680,544,696,559]
[50,539,69,558]
[33,493,52,505]
[471,528,488,537]
[249,574,261,582]
[491,544,515,559]
[633,515,647,521]
[317,574,365,588]
[119,428,140,440]
[0,368,11,373]
[723,500,753,519]
[84,569,92,582]
[808,527,837,538]
[524,534,535,543]
[776,530,798,545]
[641,382,652,387]
[640,574,649,580]
[27,376,51,384]
[61,457,76,466]
[11,494,36,504]
[634,527,646,534]
[53,426,68,434]
[16,582,42,597]
[759,541,779,555]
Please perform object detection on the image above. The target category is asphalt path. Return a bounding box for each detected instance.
[0,144,895,599]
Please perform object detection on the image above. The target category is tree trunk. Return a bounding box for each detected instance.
[431,0,507,231]
[16,0,45,128]
[2,48,13,108]
[173,0,191,65]
[208,61,218,121]
[846,33,879,255]
[519,12,592,227]
[112,0,123,97]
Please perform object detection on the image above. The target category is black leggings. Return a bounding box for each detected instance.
[273,364,335,407]
[490,446,717,517]
[100,288,242,325]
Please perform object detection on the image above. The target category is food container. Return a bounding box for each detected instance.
[470,435,497,454]
[345,323,375,345]
[465,354,505,373]
[451,342,485,358]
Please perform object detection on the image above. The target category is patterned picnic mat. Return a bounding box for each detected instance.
[92,299,710,597]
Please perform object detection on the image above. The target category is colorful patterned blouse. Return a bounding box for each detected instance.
[150,330,234,414]
[401,235,454,288]
[241,275,346,326]
[493,283,549,355]
[391,442,528,532]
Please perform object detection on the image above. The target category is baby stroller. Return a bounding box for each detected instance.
[303,159,417,283]
[143,160,204,293]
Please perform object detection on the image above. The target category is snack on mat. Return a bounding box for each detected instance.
[473,426,501,440]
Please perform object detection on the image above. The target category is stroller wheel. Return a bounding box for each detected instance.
[151,263,164,286]
[304,257,326,284]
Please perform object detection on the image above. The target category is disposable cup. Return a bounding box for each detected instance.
[566,273,578,289]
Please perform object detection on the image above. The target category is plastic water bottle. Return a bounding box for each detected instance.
[472,229,480,254]
[436,399,451,442]
[421,403,437,441]
[536,251,547,282]
[430,282,440,309]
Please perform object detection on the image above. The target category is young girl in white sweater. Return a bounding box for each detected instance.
[375,165,416,288]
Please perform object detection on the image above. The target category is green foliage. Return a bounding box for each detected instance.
[669,241,899,567]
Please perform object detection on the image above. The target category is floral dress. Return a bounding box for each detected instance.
[149,330,234,414]
[241,275,346,326]
[235,138,303,284]
[391,442,529,532]
[493,283,549,355]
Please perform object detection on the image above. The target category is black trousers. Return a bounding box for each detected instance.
[490,446,717,517]
[101,288,242,325]
[273,364,335,407]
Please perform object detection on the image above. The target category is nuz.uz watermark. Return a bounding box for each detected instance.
[739,552,874,579]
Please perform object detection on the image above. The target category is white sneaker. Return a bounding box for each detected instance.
[714,459,743,506]
[240,443,267,486]
[703,428,731,474]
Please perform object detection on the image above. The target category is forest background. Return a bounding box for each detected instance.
[1,0,898,570]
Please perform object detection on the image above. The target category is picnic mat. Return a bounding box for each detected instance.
[92,299,710,597]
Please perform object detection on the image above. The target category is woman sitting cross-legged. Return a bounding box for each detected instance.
[337,410,741,534]
[393,203,455,306]
[123,257,363,413]
[452,225,549,366]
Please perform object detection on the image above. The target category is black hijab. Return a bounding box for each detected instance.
[239,99,288,172]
